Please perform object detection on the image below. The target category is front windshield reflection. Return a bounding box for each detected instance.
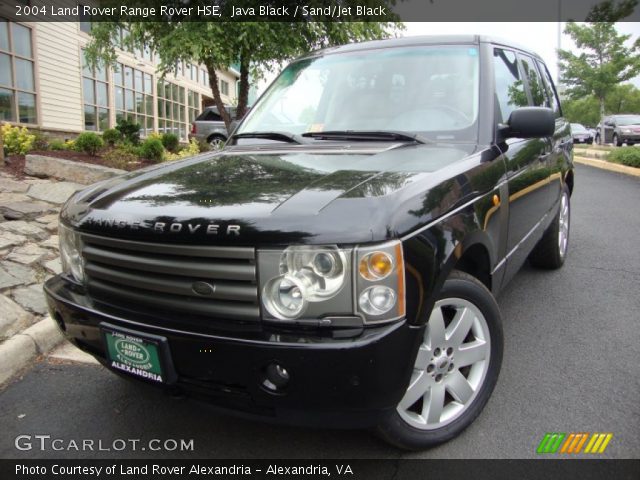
[239,46,480,142]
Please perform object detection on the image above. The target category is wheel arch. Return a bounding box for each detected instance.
[207,133,227,143]
[404,221,497,327]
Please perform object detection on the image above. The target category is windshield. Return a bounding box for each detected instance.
[571,123,587,132]
[616,116,640,126]
[238,46,480,142]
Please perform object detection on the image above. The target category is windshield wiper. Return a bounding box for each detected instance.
[231,131,306,144]
[301,130,431,144]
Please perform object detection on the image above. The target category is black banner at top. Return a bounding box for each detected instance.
[1,0,639,22]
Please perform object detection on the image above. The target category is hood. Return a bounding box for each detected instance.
[64,143,489,245]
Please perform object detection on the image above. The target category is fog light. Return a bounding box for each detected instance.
[263,363,290,392]
[358,285,397,316]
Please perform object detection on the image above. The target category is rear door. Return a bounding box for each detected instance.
[535,58,571,211]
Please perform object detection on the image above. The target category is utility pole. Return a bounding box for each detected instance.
[557,0,562,85]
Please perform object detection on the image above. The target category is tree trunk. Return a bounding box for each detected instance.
[206,65,232,132]
[599,97,605,145]
[235,53,250,120]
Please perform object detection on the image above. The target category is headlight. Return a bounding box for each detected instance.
[258,241,405,324]
[260,246,350,321]
[621,128,632,133]
[59,223,84,283]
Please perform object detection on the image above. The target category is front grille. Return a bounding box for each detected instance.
[80,233,259,322]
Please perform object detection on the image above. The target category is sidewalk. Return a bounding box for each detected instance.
[0,171,84,385]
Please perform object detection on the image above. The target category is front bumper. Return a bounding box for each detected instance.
[44,275,422,428]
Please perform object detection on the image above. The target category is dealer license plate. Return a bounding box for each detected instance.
[103,328,166,384]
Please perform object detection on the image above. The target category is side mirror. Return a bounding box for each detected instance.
[503,107,555,139]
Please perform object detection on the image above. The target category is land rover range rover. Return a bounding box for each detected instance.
[45,36,573,450]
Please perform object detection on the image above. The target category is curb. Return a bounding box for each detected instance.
[574,156,640,178]
[0,316,64,386]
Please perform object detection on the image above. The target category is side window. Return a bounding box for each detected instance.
[536,60,561,117]
[520,55,546,107]
[203,110,222,121]
[493,48,527,123]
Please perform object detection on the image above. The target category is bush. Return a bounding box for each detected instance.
[31,130,49,150]
[139,137,165,163]
[75,131,104,156]
[1,124,35,155]
[165,138,200,161]
[161,133,179,153]
[607,147,640,168]
[49,139,66,151]
[102,147,139,170]
[116,142,142,157]
[102,128,121,146]
[115,118,141,145]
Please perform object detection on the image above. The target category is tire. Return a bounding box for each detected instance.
[376,270,503,450]
[628,142,635,146]
[528,185,570,270]
[613,134,623,147]
[207,135,226,149]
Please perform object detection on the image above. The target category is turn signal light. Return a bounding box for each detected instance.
[359,251,393,280]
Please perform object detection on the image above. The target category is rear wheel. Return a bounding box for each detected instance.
[529,185,570,269]
[376,270,503,450]
[207,135,226,149]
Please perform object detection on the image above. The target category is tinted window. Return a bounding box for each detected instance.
[197,110,222,121]
[536,60,561,116]
[493,48,527,123]
[520,55,545,107]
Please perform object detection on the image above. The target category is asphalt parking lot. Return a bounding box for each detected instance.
[0,164,638,460]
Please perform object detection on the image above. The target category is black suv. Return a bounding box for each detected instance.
[45,36,573,450]
[595,114,640,146]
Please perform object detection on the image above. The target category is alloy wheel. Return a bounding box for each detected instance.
[210,137,225,149]
[397,298,491,430]
[558,192,570,259]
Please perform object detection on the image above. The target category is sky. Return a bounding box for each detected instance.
[401,22,640,85]
[255,22,640,95]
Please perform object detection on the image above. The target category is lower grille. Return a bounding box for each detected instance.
[80,233,259,322]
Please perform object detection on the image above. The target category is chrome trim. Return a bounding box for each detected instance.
[490,211,549,275]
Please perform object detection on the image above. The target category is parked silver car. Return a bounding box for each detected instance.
[189,106,236,148]
[570,123,593,144]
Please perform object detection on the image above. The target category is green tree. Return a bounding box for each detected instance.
[558,0,640,143]
[84,3,402,131]
[560,84,640,126]
[605,83,640,113]
[562,96,600,126]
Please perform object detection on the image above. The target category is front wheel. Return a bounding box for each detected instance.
[376,270,503,450]
[613,134,623,147]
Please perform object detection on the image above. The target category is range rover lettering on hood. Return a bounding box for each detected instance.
[84,217,241,236]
